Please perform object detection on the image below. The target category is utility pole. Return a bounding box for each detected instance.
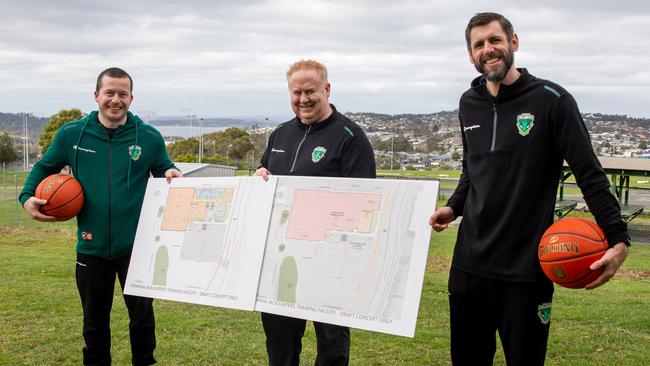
[23,113,29,171]
[199,118,204,163]
[181,110,197,161]
[390,135,394,171]
[226,143,232,167]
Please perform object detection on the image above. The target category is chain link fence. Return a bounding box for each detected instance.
[3,169,649,243]
[555,200,649,245]
[0,169,26,228]
[0,169,78,231]
[628,218,650,244]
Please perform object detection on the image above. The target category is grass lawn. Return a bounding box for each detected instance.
[1,225,649,365]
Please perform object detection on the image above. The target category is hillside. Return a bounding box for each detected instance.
[0,112,48,139]
[1,110,648,141]
[345,110,650,135]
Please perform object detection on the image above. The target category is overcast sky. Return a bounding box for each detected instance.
[1,0,649,120]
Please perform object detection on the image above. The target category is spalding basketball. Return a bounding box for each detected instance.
[35,173,84,221]
[538,217,608,289]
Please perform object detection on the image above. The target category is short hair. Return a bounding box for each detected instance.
[465,12,515,50]
[286,59,328,84]
[95,67,133,92]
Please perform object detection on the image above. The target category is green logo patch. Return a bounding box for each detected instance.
[129,145,142,161]
[516,113,535,136]
[538,302,552,324]
[311,146,326,163]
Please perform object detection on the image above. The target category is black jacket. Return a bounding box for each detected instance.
[261,105,376,178]
[447,69,628,282]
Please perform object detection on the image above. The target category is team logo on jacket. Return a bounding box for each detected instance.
[537,302,552,324]
[128,145,142,161]
[81,231,93,241]
[516,113,535,136]
[311,146,327,163]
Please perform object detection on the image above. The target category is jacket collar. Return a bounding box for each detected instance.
[88,111,142,131]
[471,68,531,102]
[292,104,338,132]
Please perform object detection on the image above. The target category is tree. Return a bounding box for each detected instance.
[167,138,200,160]
[39,108,84,153]
[173,153,199,163]
[199,127,254,161]
[166,127,258,167]
[640,141,648,150]
[373,135,413,152]
[425,136,443,153]
[0,131,19,164]
[249,130,269,161]
[218,128,255,160]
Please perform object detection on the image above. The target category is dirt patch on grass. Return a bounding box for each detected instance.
[0,225,76,243]
[426,255,451,274]
[616,269,650,279]
[0,226,20,234]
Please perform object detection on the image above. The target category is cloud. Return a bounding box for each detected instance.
[0,0,648,117]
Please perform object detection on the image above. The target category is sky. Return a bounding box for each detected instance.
[1,0,649,120]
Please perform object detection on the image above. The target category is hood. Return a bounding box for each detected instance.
[292,104,338,132]
[470,68,532,101]
[74,110,142,189]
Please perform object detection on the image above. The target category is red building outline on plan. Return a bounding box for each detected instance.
[286,189,382,241]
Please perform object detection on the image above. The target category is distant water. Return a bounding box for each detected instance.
[150,125,228,138]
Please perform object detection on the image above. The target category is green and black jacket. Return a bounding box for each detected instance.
[447,69,629,282]
[20,111,176,259]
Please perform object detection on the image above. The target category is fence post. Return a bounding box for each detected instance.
[15,174,19,227]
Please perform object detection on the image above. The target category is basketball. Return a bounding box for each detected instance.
[35,173,84,221]
[538,217,609,289]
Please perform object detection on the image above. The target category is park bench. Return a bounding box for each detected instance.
[554,200,578,219]
[621,205,644,223]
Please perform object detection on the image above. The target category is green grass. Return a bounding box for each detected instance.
[1,167,648,363]
[1,226,649,365]
[377,169,462,179]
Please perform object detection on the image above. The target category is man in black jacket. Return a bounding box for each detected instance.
[428,12,629,366]
[256,59,375,365]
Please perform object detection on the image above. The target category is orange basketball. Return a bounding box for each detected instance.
[35,173,84,221]
[538,217,608,289]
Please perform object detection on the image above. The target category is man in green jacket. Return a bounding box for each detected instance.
[19,67,182,365]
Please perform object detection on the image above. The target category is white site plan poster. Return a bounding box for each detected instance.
[126,175,438,337]
[255,176,438,337]
[124,176,277,310]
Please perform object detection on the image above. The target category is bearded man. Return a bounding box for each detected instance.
[428,12,629,366]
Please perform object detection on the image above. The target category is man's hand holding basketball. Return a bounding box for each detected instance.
[585,241,629,290]
[23,196,56,222]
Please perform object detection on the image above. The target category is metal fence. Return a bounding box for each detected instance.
[1,171,19,225]
[380,174,650,244]
[3,170,649,244]
[628,220,650,244]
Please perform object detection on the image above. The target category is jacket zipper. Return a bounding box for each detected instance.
[491,103,498,151]
[108,139,113,257]
[290,124,312,173]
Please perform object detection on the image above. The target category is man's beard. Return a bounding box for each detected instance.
[474,49,514,82]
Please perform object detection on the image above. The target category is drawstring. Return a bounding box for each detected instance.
[127,116,139,190]
[73,118,90,178]
[75,112,138,189]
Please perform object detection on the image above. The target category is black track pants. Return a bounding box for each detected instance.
[76,253,156,366]
[261,312,350,366]
[448,268,554,366]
